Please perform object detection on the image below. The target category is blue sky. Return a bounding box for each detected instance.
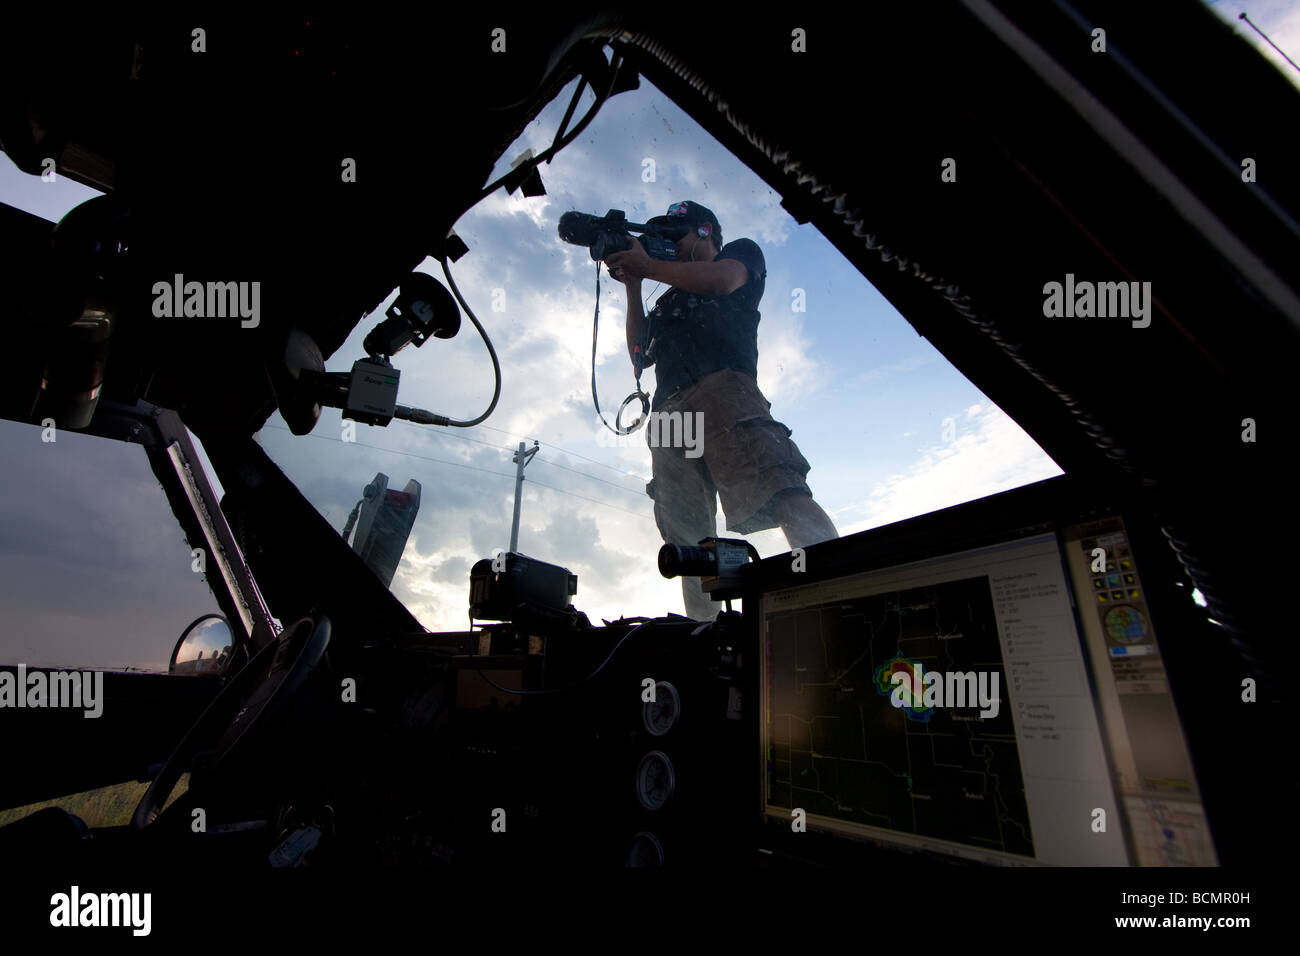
[251,74,1062,629]
[1,1,1294,651]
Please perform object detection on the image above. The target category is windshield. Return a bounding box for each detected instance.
[0,419,230,673]
[257,74,1062,630]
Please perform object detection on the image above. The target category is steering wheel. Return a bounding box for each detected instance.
[132,614,331,830]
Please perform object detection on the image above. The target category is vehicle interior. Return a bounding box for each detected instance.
[0,2,1291,889]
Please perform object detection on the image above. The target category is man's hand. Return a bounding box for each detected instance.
[604,239,655,284]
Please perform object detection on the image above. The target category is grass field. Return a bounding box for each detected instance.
[0,775,190,829]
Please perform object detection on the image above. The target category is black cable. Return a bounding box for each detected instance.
[423,48,626,429]
[434,256,502,427]
[543,50,620,160]
[644,281,663,311]
[343,45,626,437]
[591,260,649,435]
[551,76,587,151]
[301,49,625,443]
[470,48,625,211]
[467,622,649,696]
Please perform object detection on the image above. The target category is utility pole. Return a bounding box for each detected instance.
[510,440,539,553]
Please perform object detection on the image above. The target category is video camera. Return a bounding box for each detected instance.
[558,209,685,264]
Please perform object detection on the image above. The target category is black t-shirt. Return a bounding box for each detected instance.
[645,238,766,410]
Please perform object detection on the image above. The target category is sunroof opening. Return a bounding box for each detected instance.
[257,70,1063,630]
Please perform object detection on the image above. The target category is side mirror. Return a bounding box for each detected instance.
[170,614,234,676]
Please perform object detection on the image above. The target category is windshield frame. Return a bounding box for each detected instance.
[85,398,276,655]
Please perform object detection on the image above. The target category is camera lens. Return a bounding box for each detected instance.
[658,544,717,579]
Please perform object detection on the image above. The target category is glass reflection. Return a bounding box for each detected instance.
[172,616,233,675]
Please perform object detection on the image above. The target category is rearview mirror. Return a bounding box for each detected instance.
[170,614,234,676]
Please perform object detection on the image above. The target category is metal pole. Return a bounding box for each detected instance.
[509,441,539,553]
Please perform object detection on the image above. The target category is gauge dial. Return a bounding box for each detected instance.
[626,831,665,866]
[642,681,681,736]
[635,750,676,811]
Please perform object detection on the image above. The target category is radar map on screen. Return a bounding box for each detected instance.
[766,574,1033,857]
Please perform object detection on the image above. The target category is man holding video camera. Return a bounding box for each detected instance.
[604,200,838,620]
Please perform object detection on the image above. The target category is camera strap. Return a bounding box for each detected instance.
[592,261,649,435]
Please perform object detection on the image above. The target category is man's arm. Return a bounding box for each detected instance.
[606,242,748,297]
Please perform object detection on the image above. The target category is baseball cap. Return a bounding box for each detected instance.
[646,200,723,246]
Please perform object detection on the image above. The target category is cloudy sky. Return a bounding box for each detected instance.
[1206,0,1300,88]
[0,419,217,672]
[252,76,1063,632]
[1,1,1293,664]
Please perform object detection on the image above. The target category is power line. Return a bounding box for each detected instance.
[525,478,653,521]
[531,456,647,498]
[390,419,508,453]
[262,424,515,481]
[1239,11,1300,74]
[473,421,651,482]
[259,423,653,522]
[364,276,658,485]
[360,403,652,485]
[384,418,650,496]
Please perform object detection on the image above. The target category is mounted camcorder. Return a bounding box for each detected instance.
[659,537,760,605]
[558,209,686,265]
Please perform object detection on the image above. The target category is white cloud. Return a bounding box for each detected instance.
[253,74,1066,634]
[834,402,1063,533]
[477,189,557,233]
[1206,0,1300,90]
[756,311,822,404]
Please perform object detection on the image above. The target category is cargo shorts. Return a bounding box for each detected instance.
[644,368,814,541]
